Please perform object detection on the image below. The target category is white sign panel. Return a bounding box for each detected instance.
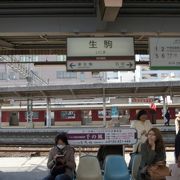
[67,37,134,57]
[67,60,135,71]
[110,98,129,104]
[172,97,180,103]
[149,37,180,70]
[63,128,137,145]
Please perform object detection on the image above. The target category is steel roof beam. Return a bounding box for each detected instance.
[40,91,47,97]
[14,91,21,97]
[0,2,95,8]
[70,89,77,98]
[123,2,180,8]
[134,87,139,93]
[0,8,96,16]
[0,39,14,49]
[119,7,180,15]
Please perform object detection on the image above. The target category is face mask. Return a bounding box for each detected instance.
[57,144,65,149]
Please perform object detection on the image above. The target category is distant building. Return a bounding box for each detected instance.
[0,54,180,87]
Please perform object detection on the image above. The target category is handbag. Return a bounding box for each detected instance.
[128,143,142,173]
[147,163,170,180]
[50,163,65,177]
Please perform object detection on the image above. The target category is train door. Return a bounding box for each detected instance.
[51,111,55,126]
[45,111,54,126]
[9,112,19,126]
[81,110,92,125]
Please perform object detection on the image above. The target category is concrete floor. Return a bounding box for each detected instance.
[0,152,176,180]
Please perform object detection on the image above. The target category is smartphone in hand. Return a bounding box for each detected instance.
[56,154,64,158]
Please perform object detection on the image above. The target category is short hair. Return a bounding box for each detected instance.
[55,132,69,145]
[136,109,147,120]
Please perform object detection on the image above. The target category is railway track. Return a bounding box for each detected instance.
[0,143,175,154]
[0,126,176,156]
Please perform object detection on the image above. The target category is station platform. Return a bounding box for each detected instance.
[0,152,175,180]
[0,157,48,180]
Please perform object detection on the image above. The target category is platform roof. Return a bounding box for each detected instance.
[0,0,180,55]
[0,81,180,100]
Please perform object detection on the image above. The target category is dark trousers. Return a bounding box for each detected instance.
[43,174,72,180]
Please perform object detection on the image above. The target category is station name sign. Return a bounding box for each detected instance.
[67,37,135,71]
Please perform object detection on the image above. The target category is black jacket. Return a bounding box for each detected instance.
[175,130,180,161]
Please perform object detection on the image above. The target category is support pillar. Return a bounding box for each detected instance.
[99,0,123,21]
[0,105,2,128]
[27,98,33,128]
[163,96,167,124]
[46,97,51,127]
[103,89,106,127]
[81,111,86,125]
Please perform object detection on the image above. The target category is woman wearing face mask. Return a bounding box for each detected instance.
[131,109,152,152]
[43,132,76,180]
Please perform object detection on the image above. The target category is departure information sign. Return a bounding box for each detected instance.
[149,37,180,70]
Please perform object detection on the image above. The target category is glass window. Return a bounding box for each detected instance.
[32,112,39,119]
[92,72,100,78]
[80,72,85,81]
[56,71,77,79]
[56,55,66,62]
[61,111,76,120]
[19,73,26,80]
[9,72,17,80]
[175,73,180,78]
[98,110,111,118]
[19,55,38,62]
[0,72,7,80]
[92,72,104,80]
[25,111,39,119]
[107,71,118,80]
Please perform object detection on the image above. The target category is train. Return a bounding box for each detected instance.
[0,103,178,127]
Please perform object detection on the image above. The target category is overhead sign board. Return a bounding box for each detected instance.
[65,128,137,145]
[149,37,180,70]
[67,37,134,57]
[131,98,153,104]
[110,98,129,104]
[67,37,135,71]
[172,97,180,103]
